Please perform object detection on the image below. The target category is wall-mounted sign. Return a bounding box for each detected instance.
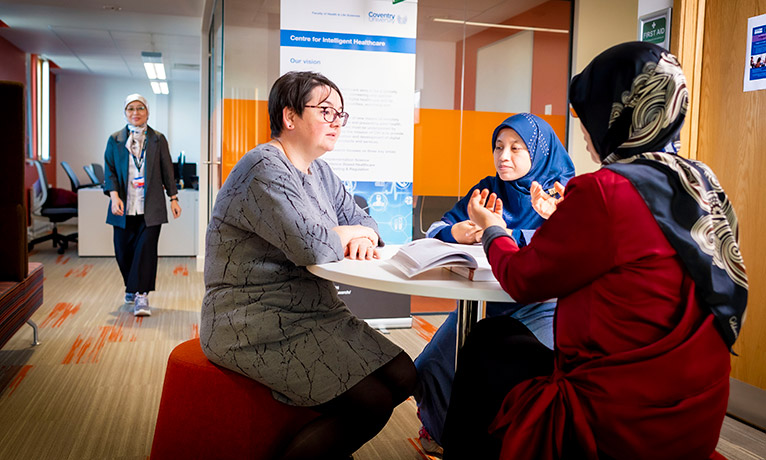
[638,8,671,51]
[744,13,766,92]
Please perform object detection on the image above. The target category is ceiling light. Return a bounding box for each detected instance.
[150,81,161,94]
[141,51,167,80]
[155,64,166,80]
[143,62,157,79]
[159,82,169,95]
[432,18,568,34]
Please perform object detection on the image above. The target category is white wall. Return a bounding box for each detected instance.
[568,0,639,175]
[415,39,455,110]
[638,0,673,19]
[224,25,280,101]
[55,74,200,189]
[475,30,534,113]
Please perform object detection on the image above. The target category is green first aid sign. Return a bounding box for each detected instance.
[642,17,667,44]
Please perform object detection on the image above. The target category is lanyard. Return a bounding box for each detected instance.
[132,135,147,172]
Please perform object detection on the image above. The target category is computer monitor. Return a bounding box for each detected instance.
[173,162,198,189]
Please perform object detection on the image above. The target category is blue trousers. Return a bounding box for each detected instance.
[413,300,555,445]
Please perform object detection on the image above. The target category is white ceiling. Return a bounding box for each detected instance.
[0,0,554,81]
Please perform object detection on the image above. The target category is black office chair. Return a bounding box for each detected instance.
[83,163,105,186]
[28,160,78,254]
[61,160,97,191]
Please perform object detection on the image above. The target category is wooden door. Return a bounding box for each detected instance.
[693,0,766,426]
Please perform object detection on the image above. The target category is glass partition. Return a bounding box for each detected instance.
[211,0,573,238]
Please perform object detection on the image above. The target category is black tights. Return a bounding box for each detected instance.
[279,352,416,460]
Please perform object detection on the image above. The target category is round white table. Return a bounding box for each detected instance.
[308,244,514,368]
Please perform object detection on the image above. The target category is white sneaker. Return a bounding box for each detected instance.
[134,293,151,317]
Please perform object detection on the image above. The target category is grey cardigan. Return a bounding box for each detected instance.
[103,126,178,228]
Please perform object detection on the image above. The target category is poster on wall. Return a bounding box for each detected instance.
[280,0,416,245]
[744,13,766,92]
[280,0,417,324]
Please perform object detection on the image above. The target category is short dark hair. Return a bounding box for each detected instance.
[268,71,344,138]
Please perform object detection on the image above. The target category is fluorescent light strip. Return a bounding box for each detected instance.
[154,63,166,80]
[144,62,157,79]
[159,81,169,95]
[150,81,161,94]
[433,17,569,34]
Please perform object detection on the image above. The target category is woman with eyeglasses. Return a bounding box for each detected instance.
[103,94,181,317]
[200,71,415,460]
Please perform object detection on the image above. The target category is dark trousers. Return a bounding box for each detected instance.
[442,316,555,460]
[113,215,161,294]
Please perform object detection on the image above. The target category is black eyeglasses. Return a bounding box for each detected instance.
[304,105,349,126]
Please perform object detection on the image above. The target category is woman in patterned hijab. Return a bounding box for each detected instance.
[443,41,747,460]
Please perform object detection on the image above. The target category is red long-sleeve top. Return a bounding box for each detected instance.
[485,168,730,459]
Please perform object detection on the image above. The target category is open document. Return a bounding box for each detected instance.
[388,239,495,281]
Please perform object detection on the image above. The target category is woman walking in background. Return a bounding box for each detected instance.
[103,94,181,316]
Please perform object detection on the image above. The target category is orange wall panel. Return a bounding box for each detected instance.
[221,98,270,183]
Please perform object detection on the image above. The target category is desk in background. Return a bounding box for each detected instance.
[77,188,198,256]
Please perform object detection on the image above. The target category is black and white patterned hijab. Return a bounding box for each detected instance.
[570,41,748,350]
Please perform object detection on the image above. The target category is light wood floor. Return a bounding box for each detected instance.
[0,241,764,460]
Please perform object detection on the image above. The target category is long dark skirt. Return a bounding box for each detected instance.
[442,316,554,460]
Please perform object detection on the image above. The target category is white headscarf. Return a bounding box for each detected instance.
[124,93,148,158]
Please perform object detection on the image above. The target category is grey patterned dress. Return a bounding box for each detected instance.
[200,143,403,406]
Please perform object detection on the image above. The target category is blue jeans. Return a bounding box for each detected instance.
[413,300,555,445]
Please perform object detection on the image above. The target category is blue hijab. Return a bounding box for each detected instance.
[427,113,574,241]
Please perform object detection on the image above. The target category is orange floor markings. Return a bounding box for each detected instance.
[61,314,145,364]
[55,255,70,265]
[41,302,80,328]
[412,315,438,342]
[173,265,189,276]
[4,365,33,397]
[64,264,93,278]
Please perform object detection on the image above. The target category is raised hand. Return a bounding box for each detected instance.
[467,189,506,230]
[530,181,565,219]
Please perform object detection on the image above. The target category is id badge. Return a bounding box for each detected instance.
[132,176,145,189]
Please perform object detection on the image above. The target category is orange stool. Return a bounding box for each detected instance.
[150,339,319,460]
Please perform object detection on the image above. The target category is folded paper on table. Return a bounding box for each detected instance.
[387,238,495,281]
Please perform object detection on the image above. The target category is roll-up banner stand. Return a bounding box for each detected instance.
[281,0,417,329]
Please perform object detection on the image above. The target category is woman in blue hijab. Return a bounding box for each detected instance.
[415,113,575,454]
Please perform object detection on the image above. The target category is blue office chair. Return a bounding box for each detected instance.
[28,160,78,254]
[83,163,105,186]
[61,161,98,191]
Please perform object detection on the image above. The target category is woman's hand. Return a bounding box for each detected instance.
[332,225,379,249]
[170,199,182,219]
[530,181,565,220]
[467,189,506,230]
[110,192,124,216]
[451,220,483,244]
[345,236,379,260]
